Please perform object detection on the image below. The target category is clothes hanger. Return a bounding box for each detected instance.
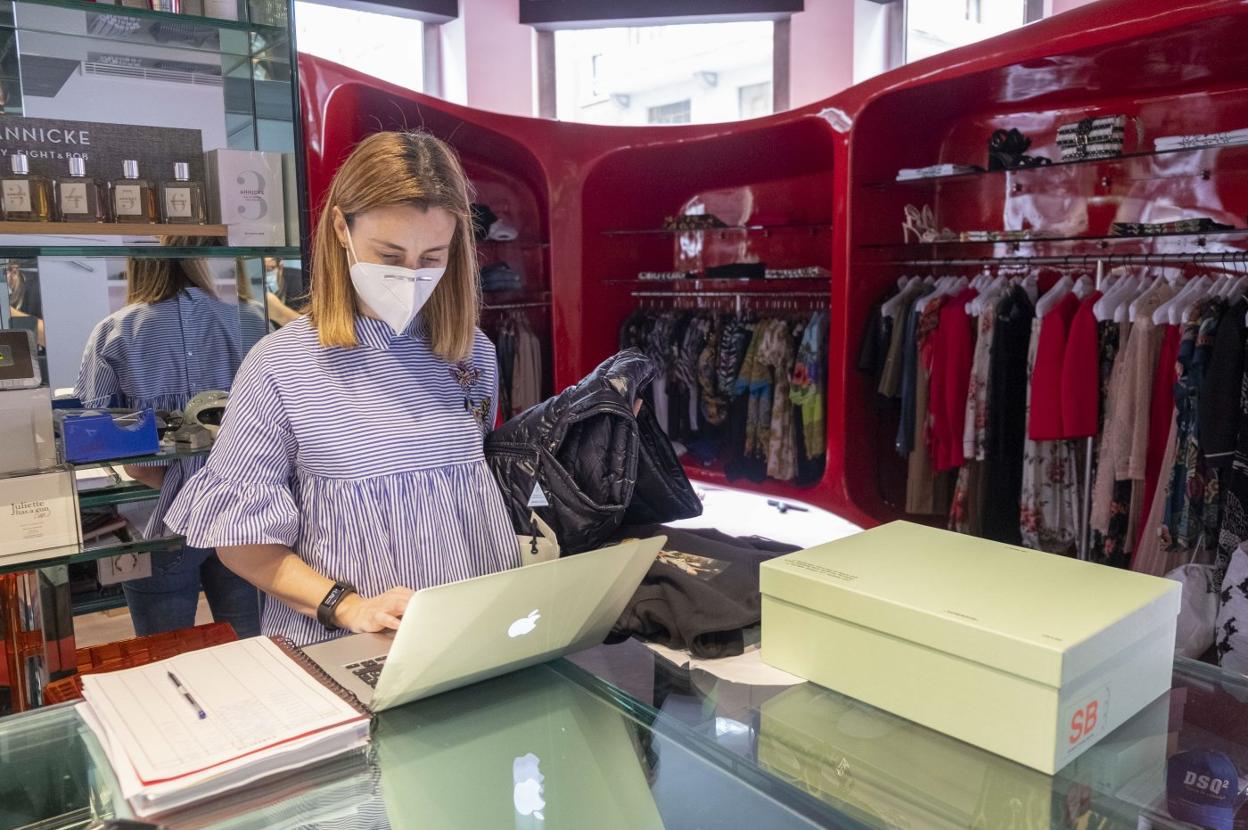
[881,273,927,317]
[1173,273,1216,324]
[1035,273,1073,319]
[1020,269,1039,304]
[1155,272,1202,325]
[1231,262,1248,303]
[1072,274,1093,299]
[1094,264,1133,319]
[1115,266,1149,324]
[1095,274,1129,321]
[914,274,951,313]
[1128,262,1168,322]
[1229,257,1248,315]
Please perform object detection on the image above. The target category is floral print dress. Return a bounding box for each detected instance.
[1019,317,1081,554]
[950,303,996,535]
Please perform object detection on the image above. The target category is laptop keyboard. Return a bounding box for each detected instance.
[345,655,388,689]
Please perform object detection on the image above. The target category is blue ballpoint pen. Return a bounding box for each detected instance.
[167,671,207,720]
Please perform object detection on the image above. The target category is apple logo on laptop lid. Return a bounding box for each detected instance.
[509,610,541,639]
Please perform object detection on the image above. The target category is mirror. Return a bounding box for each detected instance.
[2,247,305,399]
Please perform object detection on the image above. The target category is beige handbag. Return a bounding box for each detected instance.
[518,512,560,565]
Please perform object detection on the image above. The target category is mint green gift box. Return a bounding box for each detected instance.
[760,522,1180,774]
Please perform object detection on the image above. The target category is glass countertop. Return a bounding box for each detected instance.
[2,641,1245,829]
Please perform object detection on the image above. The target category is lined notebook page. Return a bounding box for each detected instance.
[81,637,367,785]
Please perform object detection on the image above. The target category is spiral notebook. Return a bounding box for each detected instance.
[78,636,371,817]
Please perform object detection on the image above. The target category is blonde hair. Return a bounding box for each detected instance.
[310,131,479,361]
[126,236,222,304]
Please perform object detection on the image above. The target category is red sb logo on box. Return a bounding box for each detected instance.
[1068,700,1099,745]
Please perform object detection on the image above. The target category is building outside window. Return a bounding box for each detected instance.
[554,21,773,126]
[294,2,424,92]
[647,99,692,124]
[737,80,773,119]
[905,0,1027,63]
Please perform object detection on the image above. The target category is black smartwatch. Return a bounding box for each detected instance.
[317,580,356,631]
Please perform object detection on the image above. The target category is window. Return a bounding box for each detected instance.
[554,21,773,125]
[589,53,603,98]
[648,99,691,124]
[905,0,1025,63]
[737,81,772,119]
[294,2,423,92]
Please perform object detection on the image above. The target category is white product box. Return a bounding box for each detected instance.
[0,468,82,557]
[204,149,286,246]
[760,522,1181,774]
[0,387,56,475]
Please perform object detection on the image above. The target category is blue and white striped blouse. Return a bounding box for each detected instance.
[75,286,244,539]
[164,314,521,646]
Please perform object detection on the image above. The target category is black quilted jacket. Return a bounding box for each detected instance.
[485,350,702,553]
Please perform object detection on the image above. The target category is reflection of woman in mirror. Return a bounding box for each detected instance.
[6,259,45,348]
[263,255,302,328]
[167,132,518,646]
[75,251,261,638]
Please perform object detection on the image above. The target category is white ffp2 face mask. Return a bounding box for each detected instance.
[345,225,446,336]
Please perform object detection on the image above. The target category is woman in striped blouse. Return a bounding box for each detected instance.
[167,132,521,646]
[76,255,261,638]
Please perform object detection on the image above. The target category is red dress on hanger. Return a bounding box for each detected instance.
[1060,291,1104,439]
[929,287,978,472]
[1028,291,1080,441]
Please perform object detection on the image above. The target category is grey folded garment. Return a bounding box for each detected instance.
[480,261,523,292]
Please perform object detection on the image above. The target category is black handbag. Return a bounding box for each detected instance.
[485,350,702,554]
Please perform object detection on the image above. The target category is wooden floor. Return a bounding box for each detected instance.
[74,594,213,648]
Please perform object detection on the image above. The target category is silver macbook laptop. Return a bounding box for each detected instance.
[301,536,664,711]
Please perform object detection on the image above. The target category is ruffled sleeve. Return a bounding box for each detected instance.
[164,343,299,548]
[74,317,120,409]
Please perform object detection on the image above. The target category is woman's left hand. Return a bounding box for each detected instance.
[333,586,415,634]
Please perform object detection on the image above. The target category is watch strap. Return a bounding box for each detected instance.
[317,580,356,631]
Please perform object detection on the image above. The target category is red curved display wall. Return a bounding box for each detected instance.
[299,0,1248,530]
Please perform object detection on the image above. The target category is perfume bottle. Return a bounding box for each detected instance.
[1,153,53,222]
[160,162,207,225]
[111,160,157,223]
[56,157,109,223]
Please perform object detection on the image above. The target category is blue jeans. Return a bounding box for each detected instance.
[122,545,261,638]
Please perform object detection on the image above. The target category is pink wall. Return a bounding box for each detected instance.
[788,0,856,109]
[458,0,535,117]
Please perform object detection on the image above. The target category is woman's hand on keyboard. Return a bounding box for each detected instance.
[334,586,415,634]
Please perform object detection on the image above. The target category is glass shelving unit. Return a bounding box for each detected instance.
[0,242,299,257]
[601,222,832,237]
[0,0,304,711]
[863,141,1248,191]
[861,227,1248,252]
[0,532,183,577]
